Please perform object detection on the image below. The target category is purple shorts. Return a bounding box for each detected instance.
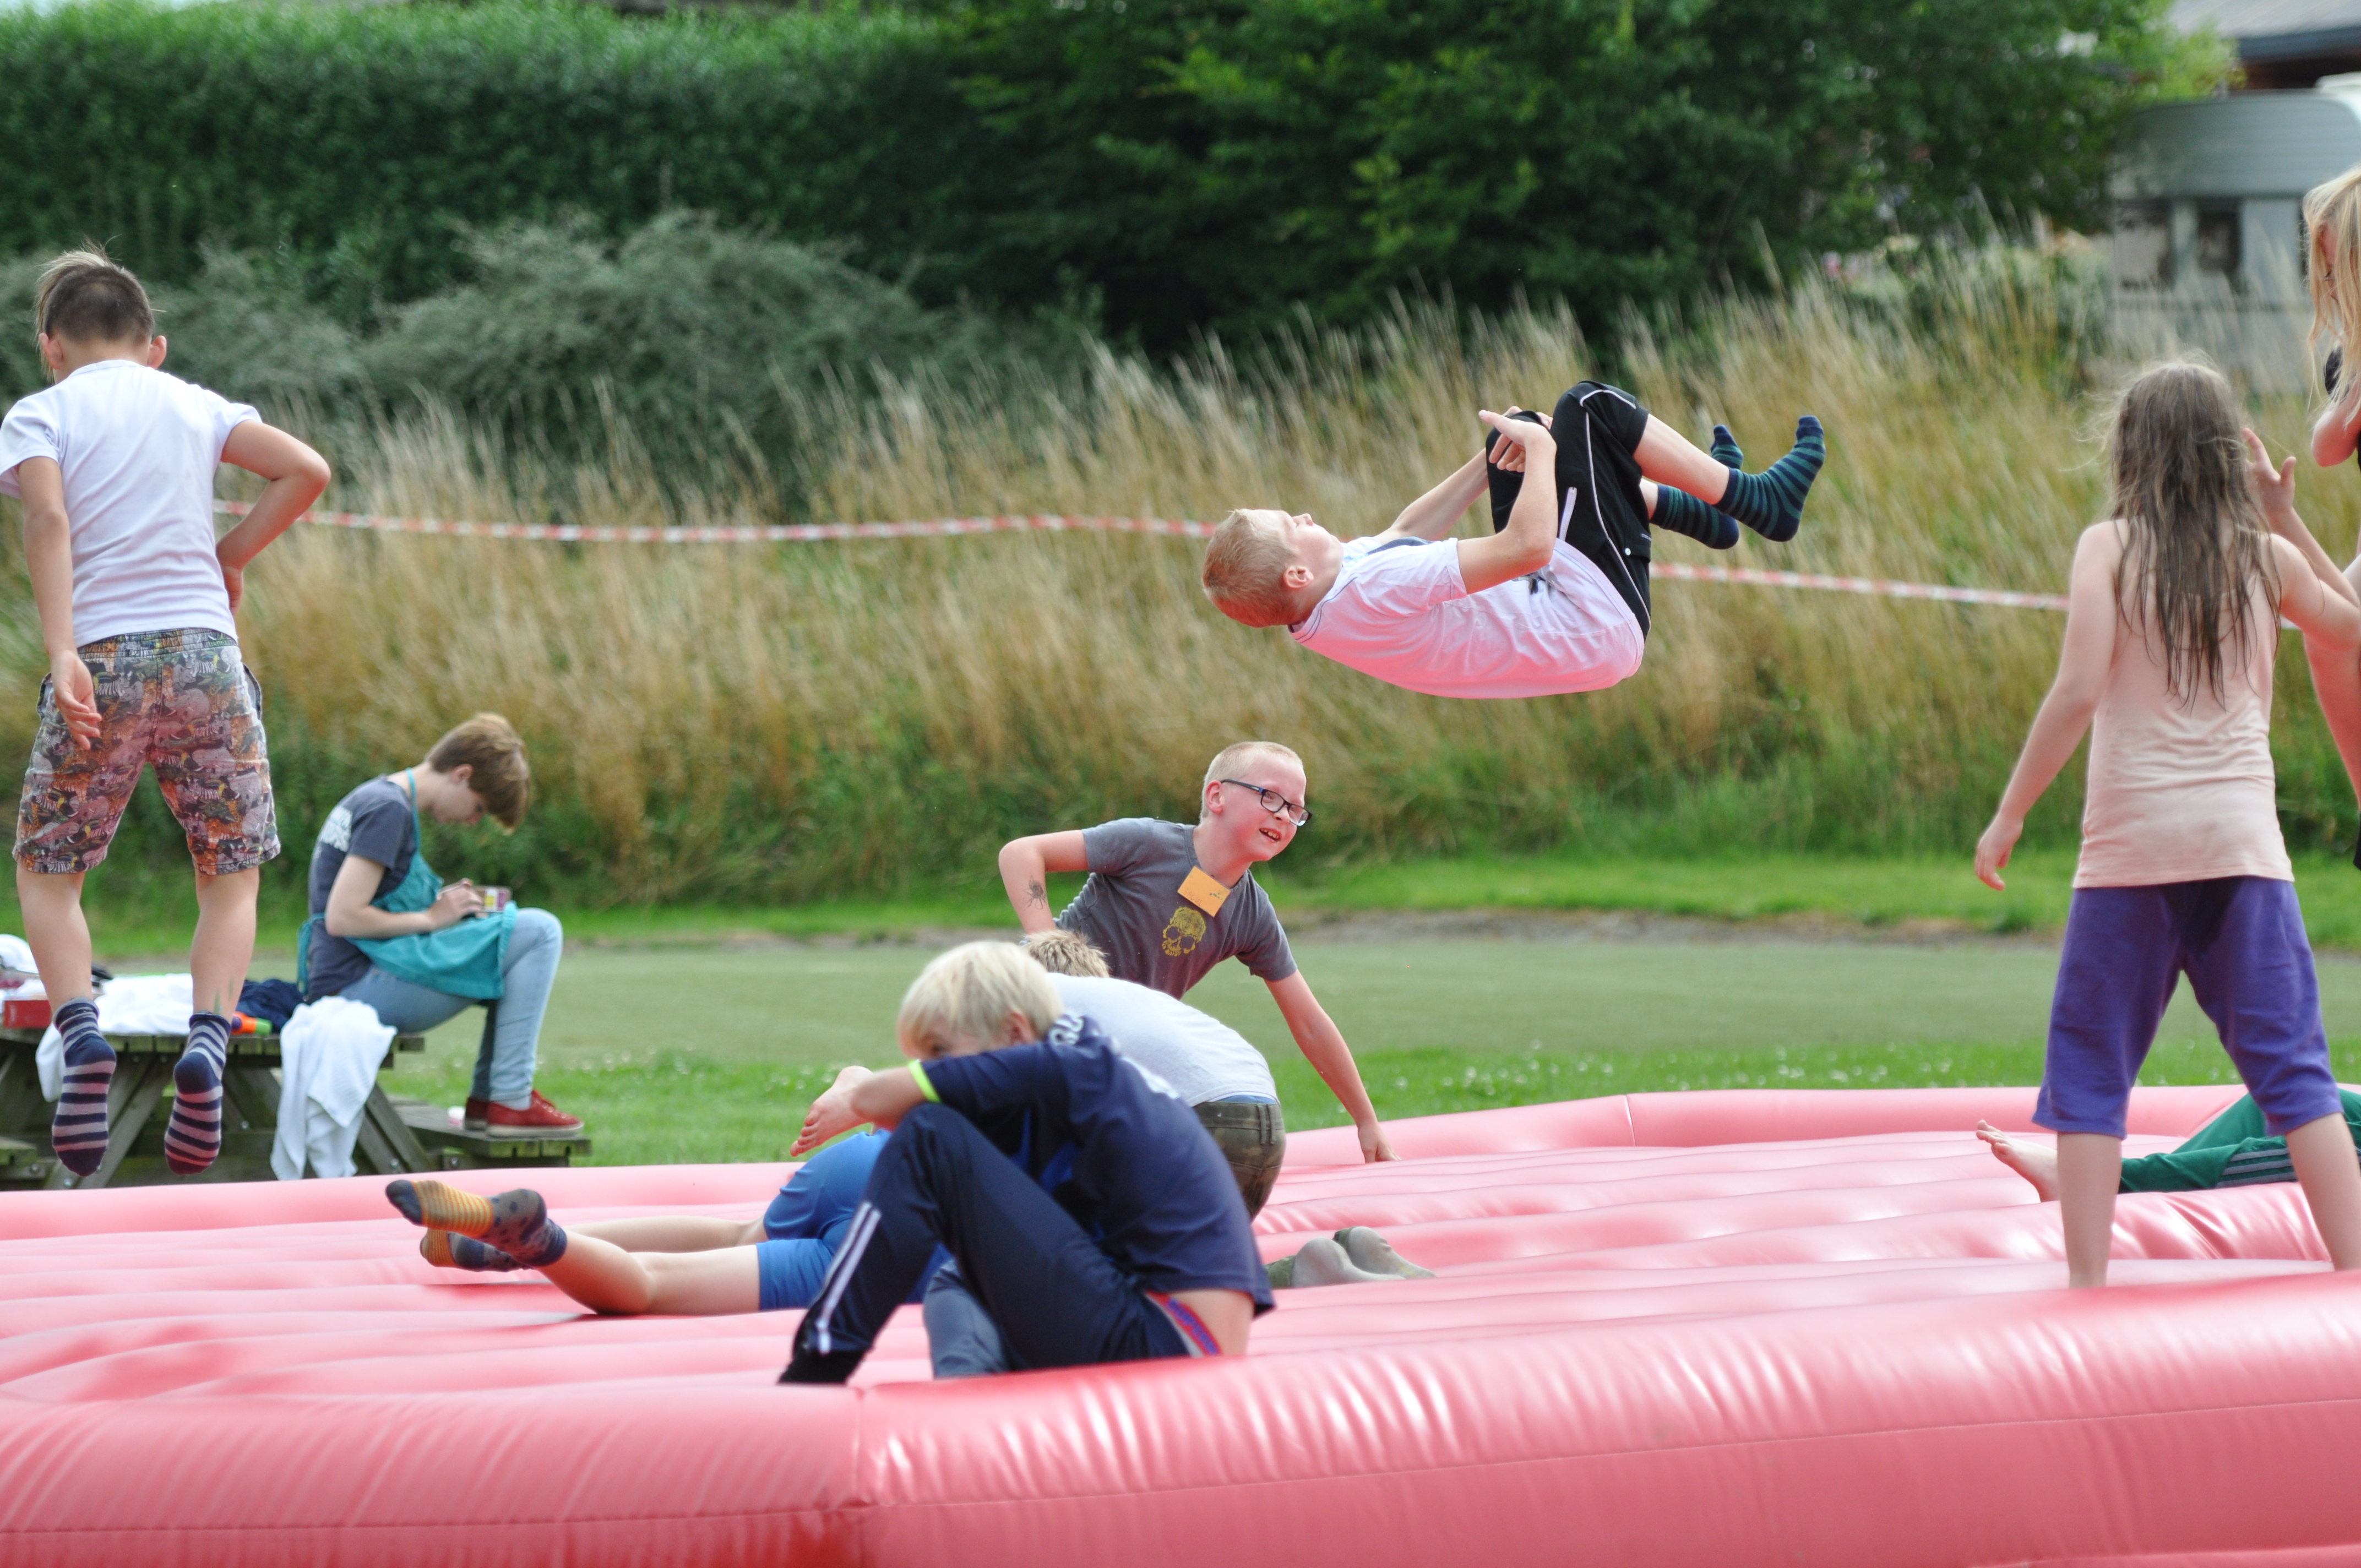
[2038,878,2343,1140]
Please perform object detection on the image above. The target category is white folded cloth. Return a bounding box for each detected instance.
[273,998,396,1181]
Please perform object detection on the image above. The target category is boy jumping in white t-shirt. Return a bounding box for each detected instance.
[1199,381,1824,699]
[2,248,330,1178]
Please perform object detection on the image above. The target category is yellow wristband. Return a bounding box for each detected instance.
[907,1060,941,1103]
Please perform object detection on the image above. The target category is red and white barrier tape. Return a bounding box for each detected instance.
[217,499,2067,612]
[216,499,1214,545]
[1650,560,2067,612]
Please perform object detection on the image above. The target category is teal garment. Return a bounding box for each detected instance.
[296,776,514,1001]
[2117,1088,2361,1194]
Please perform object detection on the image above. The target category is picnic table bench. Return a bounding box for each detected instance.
[0,1024,588,1189]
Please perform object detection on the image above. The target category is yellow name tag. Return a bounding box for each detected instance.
[1177,867,1232,917]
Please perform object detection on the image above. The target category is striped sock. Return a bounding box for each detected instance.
[420,1231,526,1271]
[1709,424,1744,468]
[1650,486,1739,549]
[387,1180,567,1267]
[164,1012,231,1175]
[49,999,114,1178]
[1715,415,1825,543]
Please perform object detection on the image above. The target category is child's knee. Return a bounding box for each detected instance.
[513,907,562,949]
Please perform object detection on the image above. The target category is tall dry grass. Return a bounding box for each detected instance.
[7,246,2355,905]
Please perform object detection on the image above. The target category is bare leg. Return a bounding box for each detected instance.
[572,1216,760,1253]
[2057,1133,2123,1287]
[2303,636,2361,804]
[1634,416,1736,507]
[2284,1112,2361,1270]
[15,867,93,1003]
[1976,1121,2061,1201]
[534,1233,764,1315]
[189,867,258,1018]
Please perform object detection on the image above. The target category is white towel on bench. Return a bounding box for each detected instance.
[274,998,396,1181]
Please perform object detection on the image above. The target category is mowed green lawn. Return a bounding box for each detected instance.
[304,937,2361,1167]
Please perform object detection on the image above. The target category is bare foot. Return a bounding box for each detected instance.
[1977,1120,2060,1202]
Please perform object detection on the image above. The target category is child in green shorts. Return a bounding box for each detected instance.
[1979,1093,2361,1198]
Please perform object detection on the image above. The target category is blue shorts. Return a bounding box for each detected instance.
[753,1130,944,1312]
[2038,878,2343,1140]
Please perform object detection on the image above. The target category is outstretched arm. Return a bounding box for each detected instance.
[1974,525,2123,889]
[2249,430,2359,610]
[1377,449,1491,543]
[1265,971,1395,1162]
[998,831,1089,934]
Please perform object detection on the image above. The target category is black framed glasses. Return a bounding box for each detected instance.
[1221,778,1310,827]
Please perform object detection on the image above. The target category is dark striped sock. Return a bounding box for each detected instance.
[1650,486,1740,549]
[49,999,114,1178]
[1709,424,1744,469]
[387,1180,566,1266]
[1715,415,1824,543]
[420,1231,526,1271]
[164,1012,230,1175]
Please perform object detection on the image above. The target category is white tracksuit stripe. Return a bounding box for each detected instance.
[807,1203,883,1355]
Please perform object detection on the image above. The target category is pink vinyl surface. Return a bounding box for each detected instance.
[8,1085,2361,1566]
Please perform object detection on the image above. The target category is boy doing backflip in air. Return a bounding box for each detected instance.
[1200,384,1824,698]
[6,249,330,1178]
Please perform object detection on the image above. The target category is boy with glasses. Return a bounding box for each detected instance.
[998,741,1394,1162]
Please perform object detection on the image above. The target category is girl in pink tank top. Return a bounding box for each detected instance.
[1973,361,2361,1289]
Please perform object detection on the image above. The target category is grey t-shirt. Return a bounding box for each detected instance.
[1054,818,1297,999]
[304,776,417,1001]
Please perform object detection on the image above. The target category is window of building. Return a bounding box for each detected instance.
[2115,202,2172,290]
[2196,203,2241,281]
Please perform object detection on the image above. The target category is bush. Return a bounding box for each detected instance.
[0,217,1079,483]
[941,0,2224,345]
[0,1,992,313]
[0,1,2220,353]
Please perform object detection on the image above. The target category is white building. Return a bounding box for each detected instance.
[2111,87,2361,386]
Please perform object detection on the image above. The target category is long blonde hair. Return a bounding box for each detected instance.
[2305,166,2361,414]
[2106,360,2277,704]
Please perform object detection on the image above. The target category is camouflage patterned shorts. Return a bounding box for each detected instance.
[15,629,279,876]
[1194,1100,1286,1219]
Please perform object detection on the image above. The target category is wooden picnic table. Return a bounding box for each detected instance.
[0,1023,587,1189]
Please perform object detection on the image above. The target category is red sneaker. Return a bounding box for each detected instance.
[482,1090,583,1134]
[463,1097,491,1130]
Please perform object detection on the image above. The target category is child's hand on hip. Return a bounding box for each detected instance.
[47,649,100,745]
[219,558,244,614]
[1974,812,2022,890]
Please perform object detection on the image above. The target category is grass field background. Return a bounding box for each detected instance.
[180,911,2361,1167]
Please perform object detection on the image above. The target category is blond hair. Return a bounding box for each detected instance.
[896,942,1060,1057]
[427,713,531,830]
[1201,740,1303,801]
[34,246,154,346]
[1021,928,1111,978]
[1200,509,1301,627]
[2306,166,2361,416]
